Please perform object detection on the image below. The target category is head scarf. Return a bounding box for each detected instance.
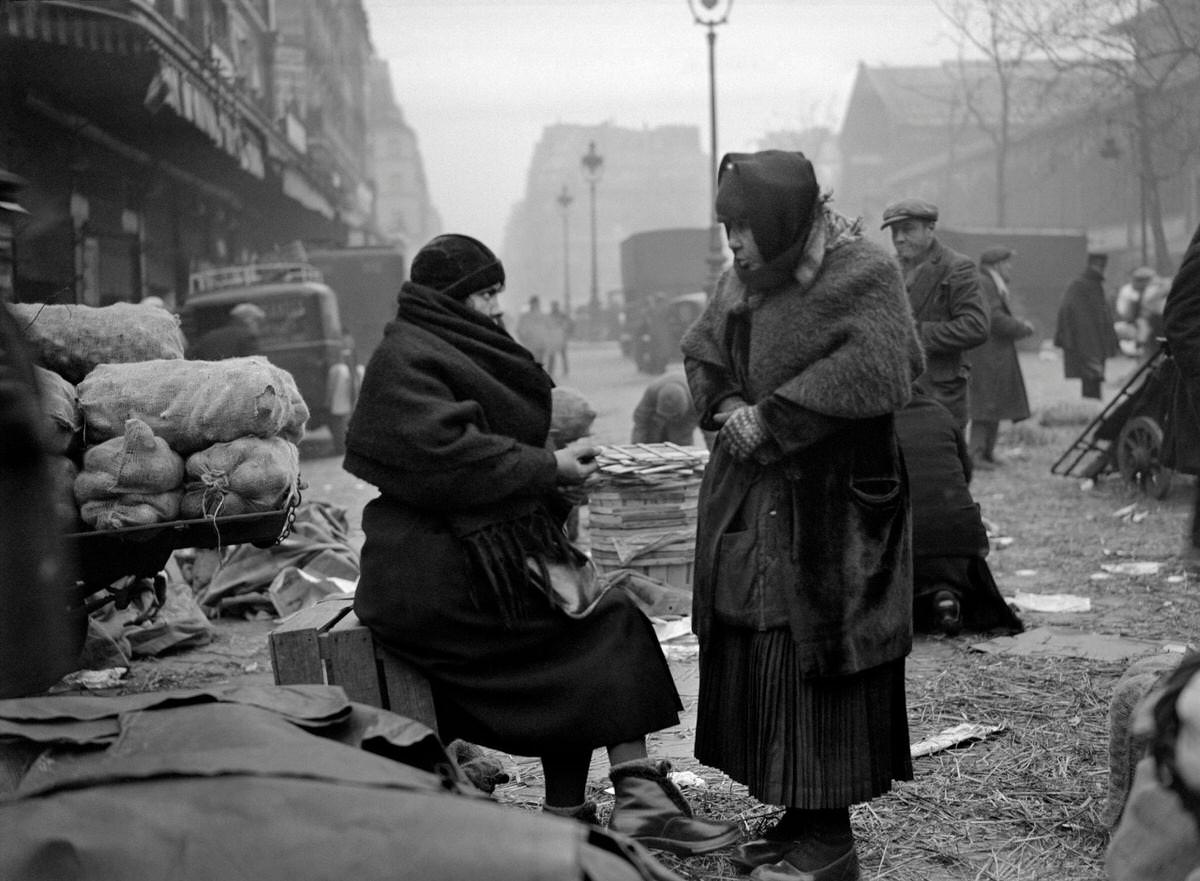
[410,234,505,301]
[715,150,820,292]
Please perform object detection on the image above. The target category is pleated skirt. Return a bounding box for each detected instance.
[695,623,913,808]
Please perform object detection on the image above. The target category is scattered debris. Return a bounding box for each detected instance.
[668,770,709,789]
[50,667,129,691]
[1100,561,1162,577]
[1014,569,1038,577]
[1111,503,1150,523]
[992,536,1015,549]
[910,722,1006,758]
[971,626,1163,661]
[1012,592,1091,613]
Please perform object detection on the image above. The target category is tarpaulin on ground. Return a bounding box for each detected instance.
[0,684,680,881]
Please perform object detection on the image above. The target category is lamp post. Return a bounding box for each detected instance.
[688,0,733,291]
[556,184,573,318]
[580,141,604,324]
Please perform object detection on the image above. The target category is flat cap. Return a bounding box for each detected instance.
[1131,266,1155,280]
[880,198,939,229]
[980,245,1015,265]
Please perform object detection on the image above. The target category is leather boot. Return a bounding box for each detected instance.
[749,846,859,881]
[608,759,741,856]
[543,800,601,825]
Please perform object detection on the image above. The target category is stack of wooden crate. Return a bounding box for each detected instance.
[586,443,708,591]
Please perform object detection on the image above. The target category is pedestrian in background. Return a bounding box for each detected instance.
[548,300,573,376]
[1055,253,1120,400]
[967,245,1034,469]
[683,150,924,880]
[1115,265,1169,361]
[188,302,265,360]
[881,198,990,430]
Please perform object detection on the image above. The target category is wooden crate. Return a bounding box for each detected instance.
[269,595,438,733]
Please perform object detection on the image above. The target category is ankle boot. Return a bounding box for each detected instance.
[608,759,741,856]
[543,800,601,825]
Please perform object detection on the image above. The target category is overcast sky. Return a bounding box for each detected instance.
[361,0,964,249]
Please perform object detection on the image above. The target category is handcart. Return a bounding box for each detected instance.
[1051,348,1183,498]
[63,500,299,644]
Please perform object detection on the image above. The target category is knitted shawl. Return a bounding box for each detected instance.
[682,203,925,435]
[343,282,573,623]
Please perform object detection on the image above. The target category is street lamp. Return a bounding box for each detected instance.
[688,0,733,290]
[556,184,573,318]
[580,141,604,321]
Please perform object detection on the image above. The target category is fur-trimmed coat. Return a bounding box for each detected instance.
[682,207,925,677]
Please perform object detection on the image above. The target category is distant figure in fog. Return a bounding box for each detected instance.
[967,246,1034,469]
[189,302,264,360]
[548,300,573,376]
[1115,266,1169,361]
[1055,253,1120,399]
[516,296,566,376]
[631,373,700,446]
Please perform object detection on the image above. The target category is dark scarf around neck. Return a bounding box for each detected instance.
[396,281,574,625]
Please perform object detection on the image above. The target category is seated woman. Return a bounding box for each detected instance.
[343,233,738,856]
[894,389,1023,636]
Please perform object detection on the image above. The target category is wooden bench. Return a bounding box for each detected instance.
[269,595,439,733]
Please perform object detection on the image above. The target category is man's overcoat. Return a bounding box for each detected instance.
[967,268,1032,423]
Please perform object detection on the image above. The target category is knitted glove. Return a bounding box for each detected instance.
[719,405,769,461]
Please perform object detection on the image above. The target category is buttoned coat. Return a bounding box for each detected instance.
[904,238,990,426]
[967,268,1032,423]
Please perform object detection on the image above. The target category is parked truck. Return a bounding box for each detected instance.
[306,244,406,364]
[619,227,714,373]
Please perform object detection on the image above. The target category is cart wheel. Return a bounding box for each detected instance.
[1116,415,1174,499]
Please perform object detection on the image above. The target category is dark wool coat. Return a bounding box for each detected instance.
[967,269,1032,422]
[343,283,681,754]
[1162,223,1200,473]
[905,238,990,426]
[682,209,926,677]
[1054,267,1120,381]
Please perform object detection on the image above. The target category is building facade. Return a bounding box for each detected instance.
[501,122,710,320]
[0,0,420,307]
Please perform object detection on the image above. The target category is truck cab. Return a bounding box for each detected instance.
[179,262,357,453]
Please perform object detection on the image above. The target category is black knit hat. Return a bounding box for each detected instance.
[410,234,505,300]
[715,151,819,264]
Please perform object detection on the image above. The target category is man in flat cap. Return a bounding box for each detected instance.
[882,198,989,429]
[966,246,1034,468]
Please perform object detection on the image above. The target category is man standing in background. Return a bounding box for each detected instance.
[967,246,1034,469]
[882,198,989,429]
[1055,253,1120,400]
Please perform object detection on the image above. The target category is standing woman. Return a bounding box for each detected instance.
[682,152,924,880]
[344,234,738,855]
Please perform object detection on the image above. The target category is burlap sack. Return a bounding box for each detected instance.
[74,418,184,502]
[550,386,596,447]
[34,365,80,454]
[78,356,309,454]
[181,437,301,518]
[79,491,182,531]
[6,302,186,383]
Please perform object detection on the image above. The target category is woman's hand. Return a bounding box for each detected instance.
[555,440,600,485]
[712,396,749,426]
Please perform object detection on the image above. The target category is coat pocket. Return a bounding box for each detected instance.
[712,528,760,624]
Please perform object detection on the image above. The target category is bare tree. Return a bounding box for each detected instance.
[1012,0,1200,271]
[934,0,1058,227]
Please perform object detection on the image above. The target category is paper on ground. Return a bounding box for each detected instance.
[653,616,693,643]
[971,626,1163,661]
[910,722,1006,758]
[1012,591,1091,613]
[1100,561,1162,576]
